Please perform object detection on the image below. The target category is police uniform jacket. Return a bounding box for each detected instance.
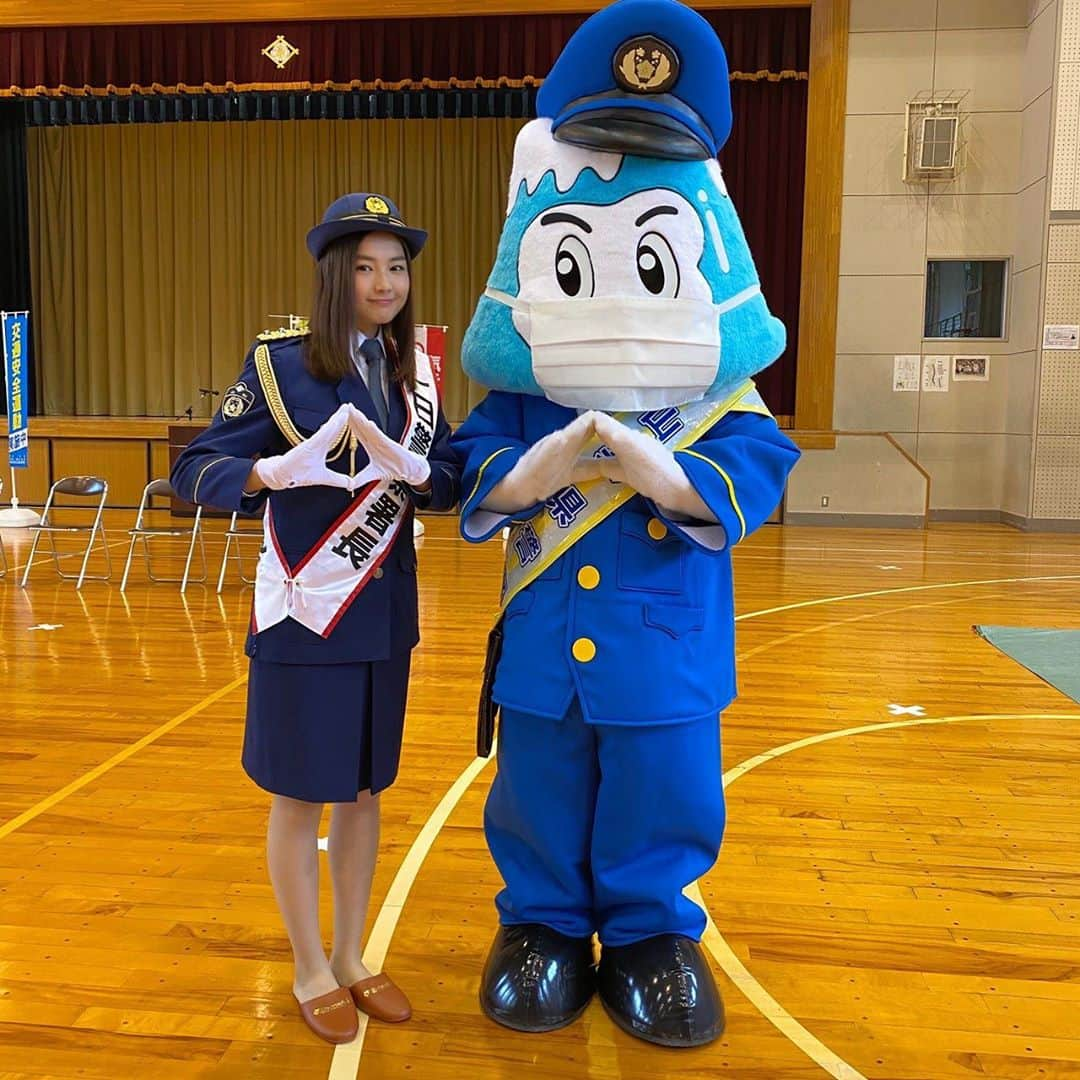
[452,391,799,726]
[171,331,461,665]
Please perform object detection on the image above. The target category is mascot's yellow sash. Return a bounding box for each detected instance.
[500,379,765,610]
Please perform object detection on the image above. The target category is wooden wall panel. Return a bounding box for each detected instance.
[149,442,172,487]
[4,438,52,507]
[0,0,807,29]
[793,0,847,434]
[51,439,148,508]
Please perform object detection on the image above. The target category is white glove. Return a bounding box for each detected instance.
[482,411,605,514]
[592,412,715,521]
[253,403,355,492]
[348,406,432,488]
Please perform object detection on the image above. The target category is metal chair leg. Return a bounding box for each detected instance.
[180,509,205,594]
[120,531,140,592]
[75,501,111,589]
[19,526,44,587]
[216,532,232,593]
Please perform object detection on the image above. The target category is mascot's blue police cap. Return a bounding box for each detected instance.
[306,193,428,260]
[536,0,732,161]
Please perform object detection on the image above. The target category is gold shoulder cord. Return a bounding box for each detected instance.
[253,344,350,460]
[254,344,304,447]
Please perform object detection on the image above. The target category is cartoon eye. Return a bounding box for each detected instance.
[555,235,595,298]
[637,232,680,297]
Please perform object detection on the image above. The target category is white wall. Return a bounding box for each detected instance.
[788,0,1063,525]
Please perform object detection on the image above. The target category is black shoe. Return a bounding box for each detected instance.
[479,923,596,1033]
[597,933,725,1048]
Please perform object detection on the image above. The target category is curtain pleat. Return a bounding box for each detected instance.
[28,118,525,421]
[1,10,809,96]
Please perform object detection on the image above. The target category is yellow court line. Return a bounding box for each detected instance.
[688,883,867,1080]
[335,572,1080,1080]
[694,711,1080,1079]
[0,675,248,842]
[736,591,1005,664]
[328,747,497,1080]
[736,573,1080,621]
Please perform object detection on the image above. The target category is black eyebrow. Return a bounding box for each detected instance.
[635,205,679,227]
[540,212,593,233]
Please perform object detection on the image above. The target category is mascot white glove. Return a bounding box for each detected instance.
[592,412,715,522]
[347,406,432,489]
[482,411,606,513]
[252,403,356,492]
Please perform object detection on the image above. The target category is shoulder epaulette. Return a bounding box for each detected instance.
[257,326,311,343]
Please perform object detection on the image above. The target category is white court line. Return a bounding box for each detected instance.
[2,533,131,579]
[328,748,496,1079]
[734,572,1080,621]
[692,711,1080,1080]
[309,573,1080,1079]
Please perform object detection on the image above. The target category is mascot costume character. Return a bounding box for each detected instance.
[451,0,801,1048]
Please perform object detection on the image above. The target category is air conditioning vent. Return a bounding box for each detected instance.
[904,95,965,182]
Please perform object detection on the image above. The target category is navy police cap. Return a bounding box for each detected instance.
[306,193,428,261]
[536,0,732,161]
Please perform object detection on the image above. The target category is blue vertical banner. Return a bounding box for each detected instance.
[3,311,29,468]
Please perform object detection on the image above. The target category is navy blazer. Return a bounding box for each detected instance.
[171,331,461,664]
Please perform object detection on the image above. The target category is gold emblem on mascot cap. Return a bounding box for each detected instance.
[613,35,680,94]
[365,196,391,215]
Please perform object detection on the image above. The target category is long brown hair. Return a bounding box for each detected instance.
[306,233,417,388]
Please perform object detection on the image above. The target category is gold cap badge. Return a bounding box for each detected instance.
[613,35,680,94]
[365,196,391,215]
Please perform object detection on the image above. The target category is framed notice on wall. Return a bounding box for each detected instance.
[952,355,990,381]
[922,355,950,392]
[1044,325,1080,350]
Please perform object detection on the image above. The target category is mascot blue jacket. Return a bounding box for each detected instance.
[450,0,801,1049]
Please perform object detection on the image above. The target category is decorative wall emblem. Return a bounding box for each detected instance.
[262,35,300,71]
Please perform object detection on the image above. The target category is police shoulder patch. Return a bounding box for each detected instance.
[221,381,256,420]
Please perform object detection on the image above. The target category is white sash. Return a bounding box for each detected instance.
[253,349,439,638]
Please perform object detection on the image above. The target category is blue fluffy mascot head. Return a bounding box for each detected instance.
[461,0,786,413]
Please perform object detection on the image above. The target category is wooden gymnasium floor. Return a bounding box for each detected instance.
[1,511,1080,1080]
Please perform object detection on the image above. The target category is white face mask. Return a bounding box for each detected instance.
[485,285,761,411]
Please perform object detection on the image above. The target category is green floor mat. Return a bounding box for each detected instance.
[973,626,1080,706]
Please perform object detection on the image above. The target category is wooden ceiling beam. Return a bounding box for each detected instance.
[0,0,808,30]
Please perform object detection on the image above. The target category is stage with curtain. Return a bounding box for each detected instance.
[0,8,809,505]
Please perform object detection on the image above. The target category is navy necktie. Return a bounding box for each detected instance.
[358,337,389,431]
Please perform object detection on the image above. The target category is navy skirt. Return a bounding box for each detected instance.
[242,653,411,803]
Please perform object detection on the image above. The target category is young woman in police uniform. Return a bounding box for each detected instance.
[171,194,461,1044]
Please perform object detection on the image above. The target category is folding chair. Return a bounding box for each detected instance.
[120,479,207,594]
[216,510,263,592]
[20,476,111,590]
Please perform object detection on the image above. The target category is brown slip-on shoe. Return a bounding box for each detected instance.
[296,986,359,1044]
[348,974,412,1023]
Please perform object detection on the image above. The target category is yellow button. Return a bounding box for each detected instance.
[572,637,597,663]
[577,566,601,590]
[647,518,668,541]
